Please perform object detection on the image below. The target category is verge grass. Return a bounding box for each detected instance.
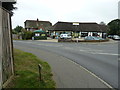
[7,49,56,88]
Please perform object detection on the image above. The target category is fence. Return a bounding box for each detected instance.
[0,4,14,89]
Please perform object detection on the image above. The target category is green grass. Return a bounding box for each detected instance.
[8,49,56,88]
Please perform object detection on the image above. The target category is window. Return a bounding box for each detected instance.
[41,34,46,36]
[81,32,88,37]
[35,33,40,36]
[93,32,98,36]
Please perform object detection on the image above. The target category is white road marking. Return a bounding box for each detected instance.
[91,52,118,56]
[79,49,118,56]
[37,43,63,47]
[79,49,102,52]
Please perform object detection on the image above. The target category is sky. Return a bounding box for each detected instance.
[12,0,119,28]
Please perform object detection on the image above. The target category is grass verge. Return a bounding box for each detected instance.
[7,48,56,88]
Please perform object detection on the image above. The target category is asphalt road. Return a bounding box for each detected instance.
[13,40,119,88]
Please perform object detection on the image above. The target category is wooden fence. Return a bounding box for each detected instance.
[0,4,14,89]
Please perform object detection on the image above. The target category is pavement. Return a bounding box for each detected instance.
[37,39,58,42]
[14,43,112,88]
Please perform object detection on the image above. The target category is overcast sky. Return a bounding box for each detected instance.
[12,0,119,28]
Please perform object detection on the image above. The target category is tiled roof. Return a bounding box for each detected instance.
[49,21,109,33]
[25,20,51,23]
[24,20,52,30]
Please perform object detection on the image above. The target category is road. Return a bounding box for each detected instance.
[13,40,118,88]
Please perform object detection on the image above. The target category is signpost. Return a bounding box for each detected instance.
[73,22,79,41]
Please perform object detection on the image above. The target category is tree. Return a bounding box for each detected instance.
[12,29,17,34]
[13,25,23,34]
[2,2,17,16]
[107,19,120,35]
[20,28,33,40]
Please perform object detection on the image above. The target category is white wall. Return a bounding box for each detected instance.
[88,32,93,36]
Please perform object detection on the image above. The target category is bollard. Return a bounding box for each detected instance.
[38,64,42,81]
[32,37,34,40]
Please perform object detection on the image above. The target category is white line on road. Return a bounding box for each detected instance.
[37,44,63,47]
[91,52,118,56]
[79,49,118,56]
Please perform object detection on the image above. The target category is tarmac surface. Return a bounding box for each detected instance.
[13,40,116,88]
[38,38,118,43]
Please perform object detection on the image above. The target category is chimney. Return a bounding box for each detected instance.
[37,18,39,21]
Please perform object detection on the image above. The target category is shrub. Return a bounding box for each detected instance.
[22,31,33,40]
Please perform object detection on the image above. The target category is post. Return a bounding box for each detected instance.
[6,8,14,76]
[9,10,15,76]
[38,64,42,81]
[76,38,78,43]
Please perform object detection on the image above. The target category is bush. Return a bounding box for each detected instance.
[22,31,33,40]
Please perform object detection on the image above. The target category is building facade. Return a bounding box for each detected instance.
[24,19,52,32]
[48,21,109,38]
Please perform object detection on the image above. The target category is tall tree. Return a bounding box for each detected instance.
[107,19,120,35]
[14,25,23,34]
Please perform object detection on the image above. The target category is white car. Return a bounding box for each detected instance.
[60,34,71,39]
[112,35,120,40]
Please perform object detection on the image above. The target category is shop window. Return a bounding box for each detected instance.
[81,32,88,37]
[93,32,98,36]
[41,34,46,36]
[35,33,40,36]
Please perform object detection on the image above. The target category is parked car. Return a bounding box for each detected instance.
[60,34,72,39]
[112,35,120,40]
[84,36,104,40]
[107,35,114,39]
[94,37,105,40]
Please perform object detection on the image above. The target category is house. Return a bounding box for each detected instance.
[24,19,52,32]
[48,21,109,38]
[0,0,16,89]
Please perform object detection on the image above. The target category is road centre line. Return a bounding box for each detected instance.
[37,43,63,47]
[91,52,118,56]
[79,49,118,56]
